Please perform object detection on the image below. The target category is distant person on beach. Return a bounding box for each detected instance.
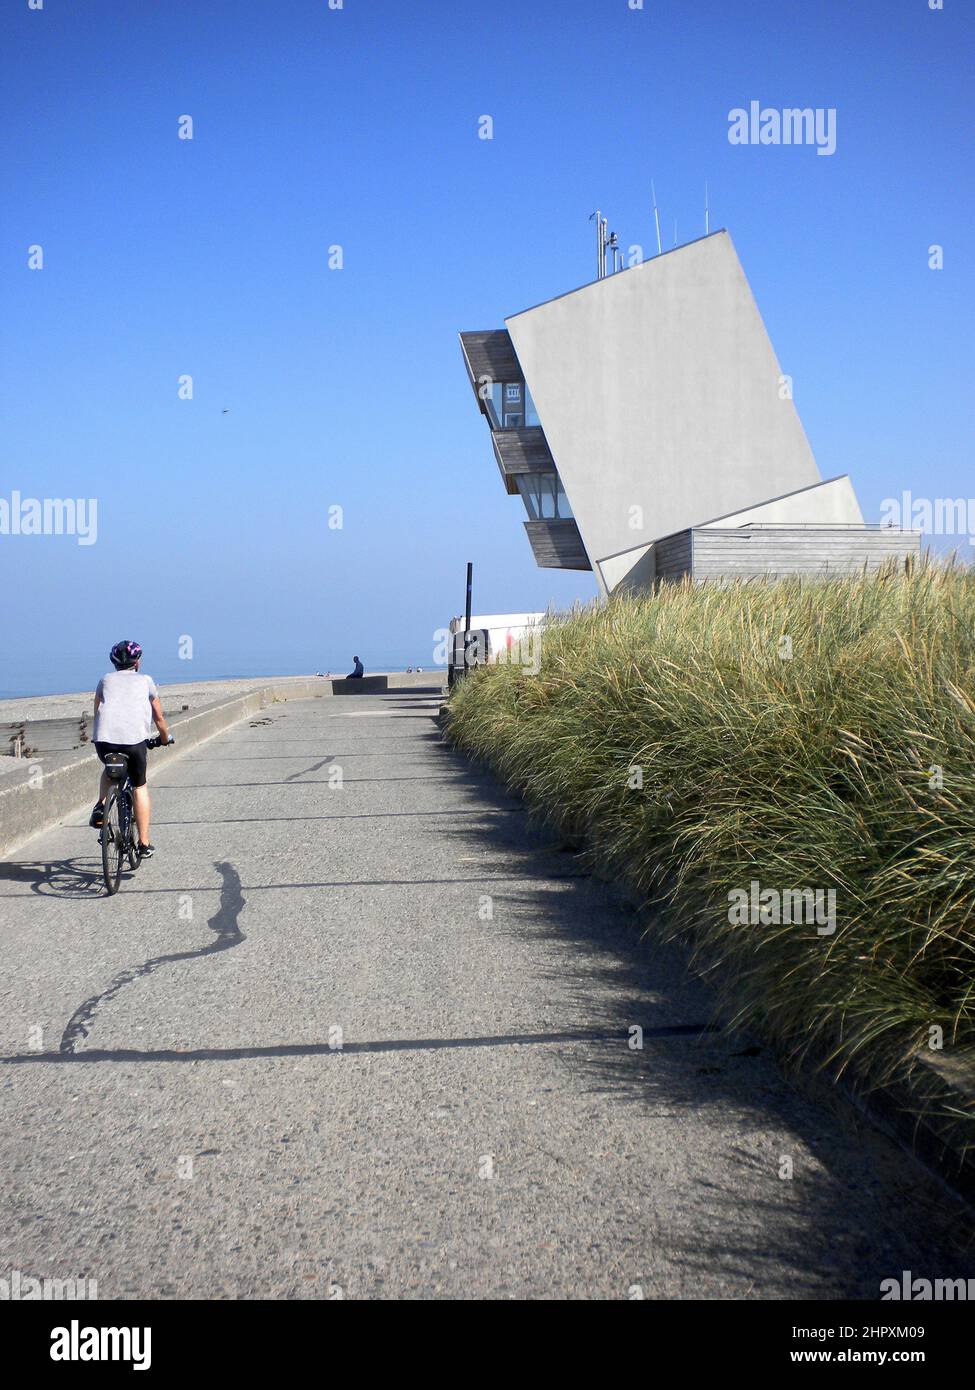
[347,656,364,679]
[88,640,172,858]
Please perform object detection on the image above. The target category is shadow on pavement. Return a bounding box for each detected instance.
[426,734,975,1298]
[0,1022,715,1065]
[58,861,246,1055]
[0,855,106,899]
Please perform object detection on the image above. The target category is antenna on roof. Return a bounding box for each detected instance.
[651,181,662,257]
[705,181,710,236]
[608,230,620,273]
[589,210,606,279]
[673,218,678,248]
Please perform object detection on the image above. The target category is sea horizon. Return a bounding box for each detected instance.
[0,658,440,704]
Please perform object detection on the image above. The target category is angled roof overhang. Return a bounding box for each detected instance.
[459,330,524,416]
[491,427,555,495]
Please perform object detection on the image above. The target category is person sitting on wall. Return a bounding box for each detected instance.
[347,656,364,679]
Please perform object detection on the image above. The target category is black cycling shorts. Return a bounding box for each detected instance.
[95,740,149,788]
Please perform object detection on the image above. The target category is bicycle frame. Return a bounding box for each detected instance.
[116,773,136,846]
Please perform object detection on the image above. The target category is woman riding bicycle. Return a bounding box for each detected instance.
[89,640,171,859]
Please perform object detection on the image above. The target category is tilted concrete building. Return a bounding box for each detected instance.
[461,230,918,591]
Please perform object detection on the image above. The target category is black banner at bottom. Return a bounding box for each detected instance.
[3,1297,971,1374]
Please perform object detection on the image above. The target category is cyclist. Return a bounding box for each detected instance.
[88,640,171,858]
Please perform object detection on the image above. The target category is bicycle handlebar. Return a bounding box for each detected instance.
[147,735,175,750]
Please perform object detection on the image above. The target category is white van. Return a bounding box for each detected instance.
[447,612,546,685]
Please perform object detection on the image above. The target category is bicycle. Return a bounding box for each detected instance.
[99,735,174,895]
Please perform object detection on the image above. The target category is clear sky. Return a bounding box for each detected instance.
[1,0,972,696]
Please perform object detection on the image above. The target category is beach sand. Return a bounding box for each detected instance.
[0,674,327,723]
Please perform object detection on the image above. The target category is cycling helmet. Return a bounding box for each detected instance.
[110,640,143,670]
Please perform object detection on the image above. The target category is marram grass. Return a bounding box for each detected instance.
[446,562,975,1129]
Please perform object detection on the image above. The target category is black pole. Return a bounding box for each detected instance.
[463,561,473,669]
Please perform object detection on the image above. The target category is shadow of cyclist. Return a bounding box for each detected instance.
[0,857,105,900]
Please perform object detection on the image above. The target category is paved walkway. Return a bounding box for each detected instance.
[0,692,970,1299]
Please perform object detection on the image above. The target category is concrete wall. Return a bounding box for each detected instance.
[701,474,863,528]
[506,231,822,594]
[595,542,654,593]
[599,542,655,593]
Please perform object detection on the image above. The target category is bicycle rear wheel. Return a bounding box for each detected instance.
[101,788,125,894]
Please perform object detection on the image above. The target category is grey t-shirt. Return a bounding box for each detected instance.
[93,670,158,745]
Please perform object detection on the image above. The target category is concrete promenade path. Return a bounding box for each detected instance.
[0,692,970,1300]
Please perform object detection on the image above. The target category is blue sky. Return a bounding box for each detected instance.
[1,0,972,696]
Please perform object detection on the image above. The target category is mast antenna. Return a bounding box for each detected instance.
[589,210,605,279]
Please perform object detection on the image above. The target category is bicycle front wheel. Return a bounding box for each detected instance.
[101,788,125,894]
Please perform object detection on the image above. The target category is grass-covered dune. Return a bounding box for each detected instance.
[447,563,975,1129]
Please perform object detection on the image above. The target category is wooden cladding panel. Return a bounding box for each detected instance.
[459,331,523,387]
[653,530,694,582]
[492,427,555,478]
[524,519,591,570]
[690,528,921,581]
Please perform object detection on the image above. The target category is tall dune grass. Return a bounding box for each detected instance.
[447,562,975,1119]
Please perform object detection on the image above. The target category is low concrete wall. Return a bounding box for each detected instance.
[330,676,445,695]
[0,673,446,858]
